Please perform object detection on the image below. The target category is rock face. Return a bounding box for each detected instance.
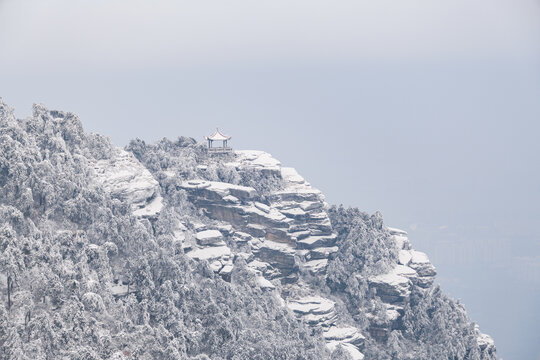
[179,150,340,283]
[92,148,163,217]
[0,101,498,360]
[167,149,493,359]
[176,150,370,358]
[365,227,439,340]
[287,296,365,359]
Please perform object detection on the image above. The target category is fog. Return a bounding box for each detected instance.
[1,1,539,358]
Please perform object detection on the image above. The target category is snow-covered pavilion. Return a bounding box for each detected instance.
[205,128,232,154]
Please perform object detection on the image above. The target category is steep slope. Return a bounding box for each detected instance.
[0,101,496,359]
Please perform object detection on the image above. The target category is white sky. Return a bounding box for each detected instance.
[1,0,539,73]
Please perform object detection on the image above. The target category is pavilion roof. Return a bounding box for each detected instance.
[205,128,231,141]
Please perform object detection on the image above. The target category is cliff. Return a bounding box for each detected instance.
[0,100,496,359]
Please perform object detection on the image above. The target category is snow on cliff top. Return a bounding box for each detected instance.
[227,150,281,173]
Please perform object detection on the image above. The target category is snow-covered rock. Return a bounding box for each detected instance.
[326,342,365,360]
[323,326,365,347]
[369,265,417,304]
[195,229,224,246]
[227,150,282,176]
[180,150,339,283]
[303,259,329,274]
[180,180,257,201]
[256,276,276,290]
[287,296,337,328]
[475,325,497,355]
[93,149,163,217]
[254,240,297,279]
[187,245,231,262]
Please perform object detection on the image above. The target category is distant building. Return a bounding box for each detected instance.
[205,128,232,154]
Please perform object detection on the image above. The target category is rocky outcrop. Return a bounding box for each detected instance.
[179,150,340,283]
[366,227,438,340]
[476,326,496,357]
[172,150,492,357]
[287,296,365,359]
[195,229,225,246]
[92,148,163,217]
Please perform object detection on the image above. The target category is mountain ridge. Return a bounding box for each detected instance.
[0,100,496,359]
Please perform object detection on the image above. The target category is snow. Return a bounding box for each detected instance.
[231,150,282,173]
[298,234,337,248]
[304,259,329,273]
[233,231,252,242]
[385,306,401,321]
[181,180,257,199]
[209,260,223,272]
[371,271,409,287]
[254,202,271,213]
[387,227,408,236]
[187,246,231,261]
[261,240,295,252]
[477,333,495,347]
[392,234,409,250]
[108,283,135,297]
[244,205,288,224]
[475,325,495,348]
[398,250,412,265]
[323,326,365,342]
[217,224,233,234]
[326,342,365,360]
[173,227,187,242]
[93,148,162,216]
[310,246,339,258]
[132,195,163,217]
[280,207,306,218]
[410,250,430,264]
[93,149,159,204]
[281,167,305,184]
[299,201,322,211]
[247,260,270,274]
[219,264,234,276]
[371,264,417,288]
[222,195,239,203]
[256,276,275,289]
[287,296,335,315]
[195,229,224,245]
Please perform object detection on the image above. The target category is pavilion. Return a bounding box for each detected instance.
[205,128,232,154]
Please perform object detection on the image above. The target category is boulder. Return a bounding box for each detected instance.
[287,296,337,328]
[324,326,365,348]
[187,245,231,262]
[93,149,163,217]
[368,265,416,304]
[195,229,224,246]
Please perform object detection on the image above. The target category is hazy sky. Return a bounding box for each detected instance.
[1,1,540,359]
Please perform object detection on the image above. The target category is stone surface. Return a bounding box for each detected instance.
[93,148,163,217]
[195,229,224,246]
[187,245,231,262]
[287,296,337,328]
[179,150,340,283]
[254,241,297,277]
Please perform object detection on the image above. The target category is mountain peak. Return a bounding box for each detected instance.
[0,102,496,359]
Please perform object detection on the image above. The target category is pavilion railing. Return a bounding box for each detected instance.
[208,147,233,154]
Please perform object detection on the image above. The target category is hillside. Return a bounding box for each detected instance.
[0,100,497,359]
